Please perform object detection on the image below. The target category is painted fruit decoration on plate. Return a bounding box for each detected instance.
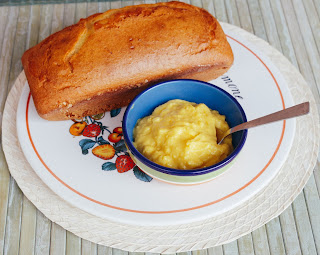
[69,108,152,182]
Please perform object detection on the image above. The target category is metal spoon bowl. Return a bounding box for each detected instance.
[218,102,310,145]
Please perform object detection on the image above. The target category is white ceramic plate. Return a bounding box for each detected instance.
[16,29,295,226]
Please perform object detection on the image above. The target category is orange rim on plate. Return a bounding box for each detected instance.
[25,35,286,214]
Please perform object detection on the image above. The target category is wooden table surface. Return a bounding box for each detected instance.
[0,0,320,254]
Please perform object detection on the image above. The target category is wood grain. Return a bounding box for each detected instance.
[19,197,37,255]
[237,234,254,255]
[265,218,286,255]
[50,223,66,255]
[223,240,239,255]
[235,0,253,33]
[82,239,97,255]
[251,226,270,255]
[1,6,20,255]
[292,193,318,255]
[17,6,39,255]
[66,232,81,255]
[0,0,320,254]
[247,0,267,41]
[35,210,51,255]
[279,206,301,255]
[304,175,320,253]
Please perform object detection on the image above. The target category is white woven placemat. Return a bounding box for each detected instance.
[2,23,319,253]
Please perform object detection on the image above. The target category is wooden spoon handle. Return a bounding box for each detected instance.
[231,102,310,133]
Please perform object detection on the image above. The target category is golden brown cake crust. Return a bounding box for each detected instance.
[21,1,234,121]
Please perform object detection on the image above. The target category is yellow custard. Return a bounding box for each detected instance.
[133,99,233,170]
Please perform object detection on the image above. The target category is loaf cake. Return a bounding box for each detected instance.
[21,1,234,121]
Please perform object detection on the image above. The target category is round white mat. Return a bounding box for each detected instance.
[2,23,319,253]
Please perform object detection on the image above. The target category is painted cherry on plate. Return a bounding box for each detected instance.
[69,110,152,182]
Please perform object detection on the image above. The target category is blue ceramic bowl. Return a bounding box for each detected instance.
[123,79,247,184]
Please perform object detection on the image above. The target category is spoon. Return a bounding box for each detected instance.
[218,102,310,145]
